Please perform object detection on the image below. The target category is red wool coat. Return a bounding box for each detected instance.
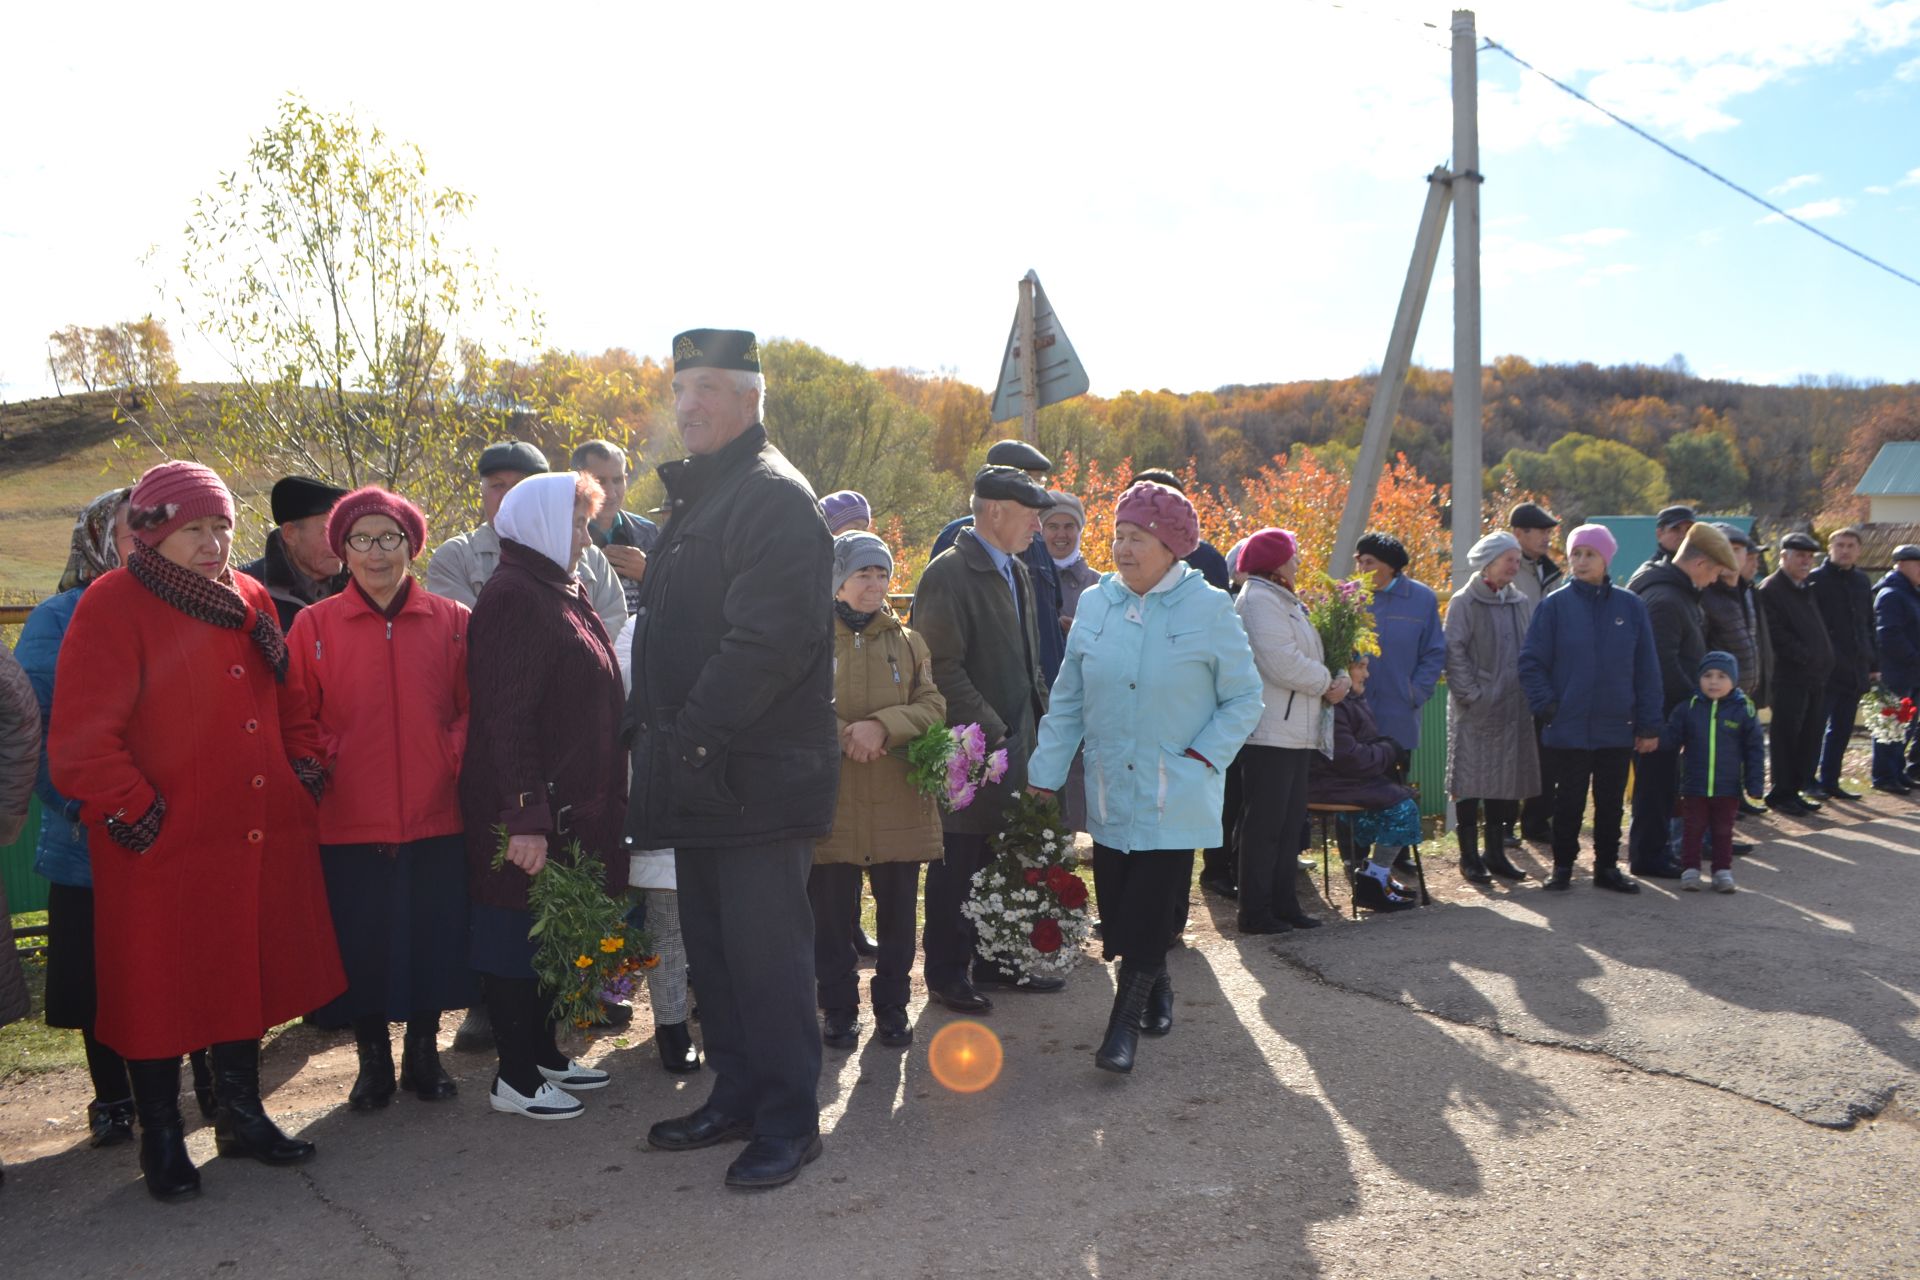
[48,568,345,1058]
[286,582,471,846]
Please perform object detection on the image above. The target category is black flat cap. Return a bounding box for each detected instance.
[1355,531,1410,573]
[1507,501,1560,530]
[973,465,1057,510]
[985,439,1053,472]
[478,441,550,477]
[1654,505,1697,529]
[269,476,348,525]
[1778,531,1821,553]
[672,328,760,374]
[1894,545,1920,563]
[1711,522,1753,550]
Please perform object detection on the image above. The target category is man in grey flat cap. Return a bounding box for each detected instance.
[913,465,1058,1015]
[428,440,629,640]
[929,440,1067,685]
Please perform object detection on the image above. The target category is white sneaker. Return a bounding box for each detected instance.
[538,1059,611,1091]
[1712,870,1736,894]
[1679,868,1702,892]
[490,1076,584,1120]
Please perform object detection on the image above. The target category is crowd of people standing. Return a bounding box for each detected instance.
[5,326,1920,1200]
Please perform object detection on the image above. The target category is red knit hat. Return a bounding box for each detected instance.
[1238,527,1298,579]
[1113,481,1200,559]
[126,461,235,547]
[326,486,429,559]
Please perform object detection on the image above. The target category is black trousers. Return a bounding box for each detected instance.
[924,832,992,988]
[1816,686,1860,789]
[1200,757,1243,884]
[676,840,821,1139]
[1091,846,1193,969]
[1520,718,1556,837]
[1627,745,1680,872]
[1237,744,1314,926]
[808,861,920,1012]
[1543,745,1633,871]
[1768,679,1823,800]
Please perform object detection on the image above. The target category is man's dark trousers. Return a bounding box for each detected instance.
[1768,680,1823,801]
[675,841,821,1139]
[924,833,992,988]
[1627,745,1681,874]
[1816,687,1860,791]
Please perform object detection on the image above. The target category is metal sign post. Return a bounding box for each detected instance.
[990,270,1090,429]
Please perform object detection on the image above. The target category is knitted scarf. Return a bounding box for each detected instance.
[126,544,289,682]
[834,599,877,633]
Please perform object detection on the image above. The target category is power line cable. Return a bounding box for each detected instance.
[1481,37,1920,292]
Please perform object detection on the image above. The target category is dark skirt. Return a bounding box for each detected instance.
[468,904,540,980]
[312,834,479,1025]
[43,881,100,1030]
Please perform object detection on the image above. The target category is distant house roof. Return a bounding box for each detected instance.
[1851,523,1920,572]
[1854,442,1920,496]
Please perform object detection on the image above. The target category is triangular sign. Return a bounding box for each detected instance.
[989,271,1090,423]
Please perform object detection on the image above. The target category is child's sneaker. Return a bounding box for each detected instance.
[1711,870,1736,893]
[1679,868,1702,891]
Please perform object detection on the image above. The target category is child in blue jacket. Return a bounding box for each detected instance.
[1660,650,1766,893]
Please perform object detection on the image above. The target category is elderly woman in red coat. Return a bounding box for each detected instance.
[50,461,345,1203]
[461,470,628,1122]
[287,486,476,1113]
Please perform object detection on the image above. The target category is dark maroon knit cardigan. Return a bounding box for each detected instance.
[460,539,628,910]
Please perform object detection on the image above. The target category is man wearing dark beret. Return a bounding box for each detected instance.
[913,465,1058,1014]
[1759,531,1836,815]
[928,440,1068,685]
[238,475,349,630]
[1633,505,1697,578]
[631,329,838,1190]
[427,439,628,641]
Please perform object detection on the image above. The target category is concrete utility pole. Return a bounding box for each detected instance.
[1332,169,1455,574]
[1018,271,1040,442]
[1451,8,1483,590]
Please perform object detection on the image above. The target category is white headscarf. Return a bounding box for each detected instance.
[494,472,578,571]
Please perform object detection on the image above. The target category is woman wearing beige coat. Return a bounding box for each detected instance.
[811,533,946,1052]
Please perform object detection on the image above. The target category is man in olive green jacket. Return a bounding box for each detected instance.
[911,466,1054,1013]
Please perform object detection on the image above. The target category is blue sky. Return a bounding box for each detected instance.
[1,0,1915,402]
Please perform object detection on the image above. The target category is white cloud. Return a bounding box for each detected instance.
[1767,173,1822,196]
[1579,263,1643,286]
[1899,167,1920,188]
[1866,185,1894,195]
[1558,227,1633,247]
[1758,198,1851,224]
[1898,55,1920,81]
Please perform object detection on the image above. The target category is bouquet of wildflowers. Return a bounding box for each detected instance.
[492,827,655,1030]
[962,791,1093,983]
[901,722,1008,812]
[1860,683,1918,746]
[1303,572,1382,676]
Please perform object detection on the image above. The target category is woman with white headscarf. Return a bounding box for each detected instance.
[1445,531,1540,884]
[461,471,629,1121]
[1042,491,1101,622]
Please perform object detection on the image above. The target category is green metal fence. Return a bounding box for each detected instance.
[1407,681,1449,818]
[2,797,47,914]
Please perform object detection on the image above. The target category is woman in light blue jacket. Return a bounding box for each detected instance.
[1029,482,1262,1075]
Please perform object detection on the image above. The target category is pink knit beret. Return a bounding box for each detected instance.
[1567,523,1618,563]
[126,461,234,547]
[1114,481,1200,559]
[327,486,429,559]
[1238,527,1298,578]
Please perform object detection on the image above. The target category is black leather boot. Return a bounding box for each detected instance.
[188,1048,217,1121]
[450,1005,494,1053]
[88,1096,136,1148]
[399,1017,457,1101]
[1482,845,1531,882]
[1094,967,1158,1074]
[127,1058,199,1202]
[821,1007,859,1050]
[349,1017,396,1111]
[1141,971,1174,1037]
[1457,821,1493,884]
[656,1020,702,1073]
[210,1040,315,1165]
[1542,864,1573,891]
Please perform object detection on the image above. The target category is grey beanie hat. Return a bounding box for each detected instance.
[833,531,893,595]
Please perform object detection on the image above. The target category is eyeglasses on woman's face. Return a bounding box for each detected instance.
[345,531,408,553]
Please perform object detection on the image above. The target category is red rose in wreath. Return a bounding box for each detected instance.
[1030,918,1063,953]
[1024,867,1043,885]
[1045,865,1075,893]
[1055,876,1089,910]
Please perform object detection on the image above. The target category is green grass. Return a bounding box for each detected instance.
[1,911,84,1079]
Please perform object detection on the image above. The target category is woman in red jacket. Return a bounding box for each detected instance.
[50,461,345,1203]
[287,487,476,1113]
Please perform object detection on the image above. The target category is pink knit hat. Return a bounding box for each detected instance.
[1114,481,1200,559]
[327,486,429,560]
[1567,523,1618,563]
[1238,527,1298,579]
[126,461,235,547]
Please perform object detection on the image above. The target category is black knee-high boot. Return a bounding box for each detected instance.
[188,1047,217,1120]
[1094,965,1158,1074]
[1456,800,1493,883]
[83,1031,134,1148]
[127,1057,200,1201]
[401,1013,457,1101]
[210,1040,315,1165]
[349,1016,396,1111]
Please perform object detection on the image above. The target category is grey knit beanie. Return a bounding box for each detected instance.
[833,531,893,595]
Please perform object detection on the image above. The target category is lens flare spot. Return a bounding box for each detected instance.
[928,1020,1003,1094]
